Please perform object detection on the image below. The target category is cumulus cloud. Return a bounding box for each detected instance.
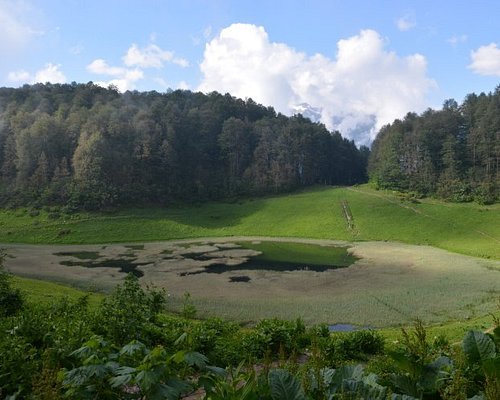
[123,43,189,68]
[8,63,66,84]
[34,63,66,83]
[468,43,500,77]
[87,43,189,92]
[199,24,435,145]
[396,13,416,31]
[87,59,143,92]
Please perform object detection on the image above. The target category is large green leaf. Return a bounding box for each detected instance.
[482,358,500,380]
[463,331,496,364]
[268,369,306,400]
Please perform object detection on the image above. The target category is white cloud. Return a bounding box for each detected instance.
[177,80,190,90]
[396,13,416,31]
[7,63,66,84]
[123,43,189,68]
[69,44,83,55]
[199,24,435,145]
[87,59,144,92]
[7,69,31,82]
[447,34,467,47]
[88,42,189,92]
[468,43,500,77]
[34,63,66,83]
[0,1,43,54]
[203,25,213,40]
[88,59,126,76]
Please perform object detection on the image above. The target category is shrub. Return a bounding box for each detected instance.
[29,209,40,217]
[324,329,385,366]
[93,274,167,346]
[242,318,307,360]
[0,251,23,317]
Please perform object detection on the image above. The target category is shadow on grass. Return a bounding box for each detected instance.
[147,197,267,229]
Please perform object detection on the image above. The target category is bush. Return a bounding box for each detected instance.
[93,274,167,346]
[324,329,385,366]
[47,212,61,220]
[0,252,23,317]
[242,318,307,360]
[29,209,40,217]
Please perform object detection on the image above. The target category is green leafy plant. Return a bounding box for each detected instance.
[181,292,197,319]
[387,321,453,399]
[62,336,208,400]
[462,328,500,400]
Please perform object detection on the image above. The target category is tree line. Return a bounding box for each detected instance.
[368,85,500,204]
[0,83,368,210]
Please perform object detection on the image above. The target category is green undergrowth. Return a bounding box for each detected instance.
[2,272,499,399]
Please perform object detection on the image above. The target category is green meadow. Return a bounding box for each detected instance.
[1,185,499,335]
[0,185,498,259]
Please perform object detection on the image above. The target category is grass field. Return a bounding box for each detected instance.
[1,185,499,334]
[4,238,499,329]
[9,273,498,343]
[10,276,104,308]
[0,185,498,259]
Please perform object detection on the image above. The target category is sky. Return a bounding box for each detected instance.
[1,0,499,145]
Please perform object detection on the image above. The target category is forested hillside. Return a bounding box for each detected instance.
[0,83,368,210]
[369,85,500,203]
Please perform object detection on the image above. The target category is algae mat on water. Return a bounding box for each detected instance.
[2,237,499,327]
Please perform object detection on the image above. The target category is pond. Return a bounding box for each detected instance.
[181,241,358,276]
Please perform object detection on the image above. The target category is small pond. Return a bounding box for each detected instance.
[181,241,358,276]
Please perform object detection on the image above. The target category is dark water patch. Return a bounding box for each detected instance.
[180,259,349,276]
[54,251,100,260]
[181,253,213,261]
[229,275,251,283]
[59,259,149,277]
[329,324,356,332]
[237,241,358,268]
[328,324,372,332]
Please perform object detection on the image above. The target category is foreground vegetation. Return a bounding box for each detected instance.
[1,186,498,259]
[2,265,499,399]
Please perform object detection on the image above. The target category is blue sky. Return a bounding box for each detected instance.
[1,0,499,144]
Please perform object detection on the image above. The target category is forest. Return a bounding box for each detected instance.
[0,83,368,210]
[368,86,500,204]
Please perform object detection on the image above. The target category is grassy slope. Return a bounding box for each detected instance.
[0,185,498,259]
[11,276,104,308]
